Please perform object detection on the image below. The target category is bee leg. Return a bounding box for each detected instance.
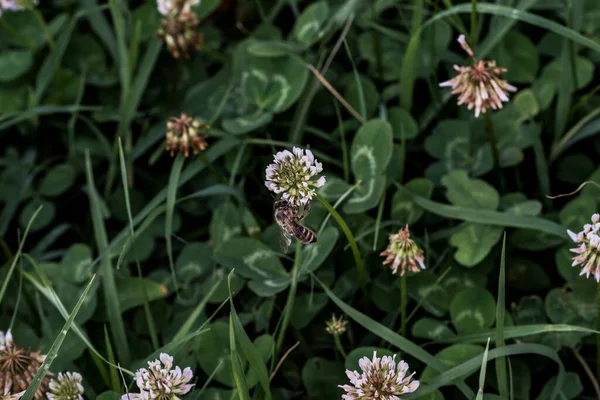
[297,201,311,221]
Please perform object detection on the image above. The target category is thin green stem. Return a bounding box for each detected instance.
[33,9,55,49]
[483,112,506,193]
[334,334,347,359]
[334,101,350,182]
[470,0,477,49]
[274,241,301,359]
[315,193,367,309]
[597,282,600,384]
[400,274,407,336]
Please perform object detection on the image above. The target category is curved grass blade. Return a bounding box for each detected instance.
[0,205,42,307]
[85,151,131,366]
[551,106,600,161]
[315,274,475,398]
[404,343,564,399]
[21,275,96,400]
[438,324,600,344]
[20,265,134,376]
[165,153,186,294]
[495,234,508,397]
[395,183,566,237]
[227,271,272,399]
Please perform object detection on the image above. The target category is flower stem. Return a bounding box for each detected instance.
[470,0,477,49]
[597,281,600,384]
[334,334,347,359]
[315,193,368,309]
[400,273,407,336]
[483,112,506,193]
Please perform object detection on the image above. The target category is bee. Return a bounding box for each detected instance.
[274,199,317,253]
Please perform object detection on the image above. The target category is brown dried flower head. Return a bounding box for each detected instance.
[439,35,517,118]
[155,0,203,59]
[166,113,209,157]
[380,225,426,276]
[0,330,51,399]
[325,314,348,336]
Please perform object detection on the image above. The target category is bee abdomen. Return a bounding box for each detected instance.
[296,226,317,244]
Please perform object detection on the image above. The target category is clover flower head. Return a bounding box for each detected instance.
[0,329,51,399]
[265,147,326,206]
[568,213,600,282]
[439,34,517,118]
[155,0,203,59]
[339,351,420,399]
[156,0,200,16]
[122,353,194,400]
[47,372,84,400]
[380,225,426,276]
[165,113,209,157]
[0,0,36,15]
[325,314,348,336]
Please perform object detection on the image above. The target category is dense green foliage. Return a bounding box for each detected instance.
[2,0,600,399]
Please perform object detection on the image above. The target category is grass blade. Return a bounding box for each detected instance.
[165,153,186,294]
[104,325,121,391]
[406,343,564,398]
[85,150,131,366]
[227,271,272,399]
[35,20,73,103]
[230,314,251,400]
[395,183,566,237]
[0,205,42,306]
[315,274,475,398]
[399,0,423,110]
[495,234,508,397]
[21,274,96,400]
[117,137,159,350]
[475,338,491,400]
[438,324,600,344]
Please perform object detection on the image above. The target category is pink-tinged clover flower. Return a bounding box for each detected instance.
[121,353,194,400]
[439,34,517,118]
[265,147,326,206]
[567,213,600,282]
[380,225,426,276]
[339,351,420,399]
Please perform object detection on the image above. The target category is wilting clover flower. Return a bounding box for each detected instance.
[165,113,209,157]
[325,314,348,336]
[155,0,203,59]
[567,213,600,282]
[47,372,84,400]
[265,147,326,206]
[380,225,426,276]
[121,353,194,400]
[0,330,50,400]
[339,351,420,399]
[439,34,517,118]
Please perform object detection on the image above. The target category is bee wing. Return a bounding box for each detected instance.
[278,226,293,253]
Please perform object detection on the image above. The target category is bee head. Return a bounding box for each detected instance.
[274,199,288,208]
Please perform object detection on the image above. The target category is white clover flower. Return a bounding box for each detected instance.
[265,147,326,206]
[325,314,348,336]
[156,0,200,16]
[380,225,426,276]
[0,0,37,15]
[121,353,194,400]
[339,351,420,399]
[567,213,600,282]
[47,372,84,400]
